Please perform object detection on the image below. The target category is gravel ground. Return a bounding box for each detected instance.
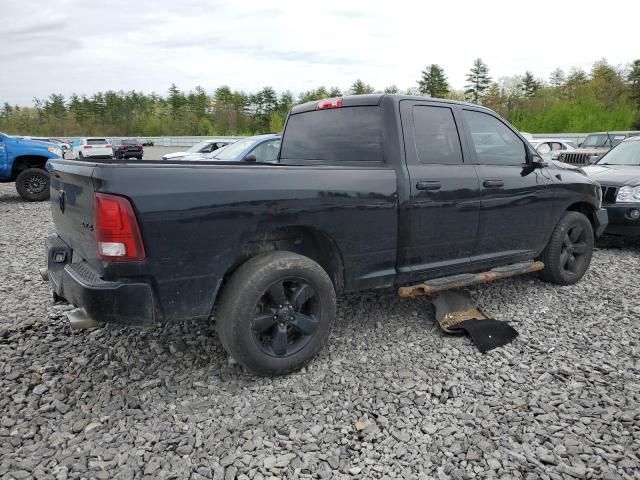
[1,182,639,480]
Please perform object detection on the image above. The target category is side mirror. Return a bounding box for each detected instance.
[530,152,547,168]
[244,154,257,162]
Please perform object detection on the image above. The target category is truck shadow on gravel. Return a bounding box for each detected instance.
[0,192,30,204]
[596,234,640,250]
[49,289,440,385]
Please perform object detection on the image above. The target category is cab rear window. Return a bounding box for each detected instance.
[280,106,383,162]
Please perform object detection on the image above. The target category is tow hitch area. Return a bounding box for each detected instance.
[432,290,518,353]
[399,261,541,352]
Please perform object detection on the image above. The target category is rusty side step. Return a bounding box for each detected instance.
[398,261,544,298]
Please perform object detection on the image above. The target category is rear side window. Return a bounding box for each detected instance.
[280,106,383,162]
[412,106,463,164]
[87,138,107,145]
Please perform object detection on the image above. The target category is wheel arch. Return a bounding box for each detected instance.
[11,155,49,179]
[230,225,345,293]
[566,201,597,231]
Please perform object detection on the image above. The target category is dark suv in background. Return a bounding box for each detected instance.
[111,139,143,160]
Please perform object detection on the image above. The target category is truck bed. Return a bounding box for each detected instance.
[47,158,399,323]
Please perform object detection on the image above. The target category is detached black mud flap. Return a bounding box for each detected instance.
[432,290,518,353]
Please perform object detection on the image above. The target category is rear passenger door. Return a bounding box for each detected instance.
[398,100,481,279]
[460,108,553,266]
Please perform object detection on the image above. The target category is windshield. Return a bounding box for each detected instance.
[187,140,213,153]
[213,137,261,160]
[597,141,640,166]
[582,134,610,148]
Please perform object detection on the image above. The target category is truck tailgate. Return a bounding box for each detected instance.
[48,160,101,271]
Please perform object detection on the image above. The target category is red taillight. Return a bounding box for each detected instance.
[316,97,343,110]
[94,193,145,261]
[105,144,112,149]
[84,145,93,149]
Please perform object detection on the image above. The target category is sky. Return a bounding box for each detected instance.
[2,0,639,106]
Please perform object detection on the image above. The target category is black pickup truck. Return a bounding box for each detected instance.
[44,94,608,375]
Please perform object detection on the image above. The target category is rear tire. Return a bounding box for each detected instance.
[216,251,336,376]
[15,168,50,201]
[539,211,594,285]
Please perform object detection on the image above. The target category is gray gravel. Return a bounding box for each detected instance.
[1,181,639,480]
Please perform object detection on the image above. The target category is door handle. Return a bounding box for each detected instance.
[416,181,441,191]
[483,179,504,188]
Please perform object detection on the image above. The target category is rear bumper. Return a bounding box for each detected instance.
[115,150,143,156]
[81,154,112,159]
[45,236,155,326]
[602,204,640,236]
[593,208,609,237]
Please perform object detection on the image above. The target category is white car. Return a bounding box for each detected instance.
[529,138,576,161]
[71,138,113,160]
[161,139,237,161]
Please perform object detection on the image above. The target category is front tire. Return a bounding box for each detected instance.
[15,168,50,201]
[216,251,336,376]
[539,211,594,285]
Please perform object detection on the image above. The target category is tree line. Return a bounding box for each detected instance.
[1,57,639,137]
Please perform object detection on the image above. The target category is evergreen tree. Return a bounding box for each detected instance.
[328,86,342,97]
[384,85,400,94]
[566,68,589,86]
[520,71,540,98]
[465,58,491,103]
[350,79,374,95]
[549,68,566,88]
[167,83,186,117]
[417,64,449,98]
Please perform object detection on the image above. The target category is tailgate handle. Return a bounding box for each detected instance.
[483,179,504,188]
[416,181,441,191]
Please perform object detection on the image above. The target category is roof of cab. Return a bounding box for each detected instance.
[290,94,491,115]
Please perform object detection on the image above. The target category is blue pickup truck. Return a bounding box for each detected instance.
[0,132,63,201]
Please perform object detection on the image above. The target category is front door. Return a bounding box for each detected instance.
[397,100,481,280]
[460,108,552,267]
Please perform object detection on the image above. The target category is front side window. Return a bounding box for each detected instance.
[412,105,463,164]
[463,110,526,166]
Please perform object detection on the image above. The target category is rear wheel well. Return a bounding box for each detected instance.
[566,202,596,230]
[226,226,345,294]
[12,156,48,179]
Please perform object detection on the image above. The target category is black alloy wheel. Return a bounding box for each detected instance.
[252,278,320,358]
[560,223,589,275]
